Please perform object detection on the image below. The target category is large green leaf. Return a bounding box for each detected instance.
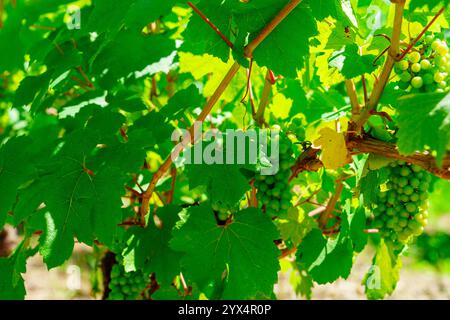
[171,205,280,299]
[395,92,450,166]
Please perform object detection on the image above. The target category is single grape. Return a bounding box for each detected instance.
[434,72,445,83]
[436,43,449,56]
[420,59,432,70]
[399,71,412,82]
[409,51,421,63]
[411,63,421,73]
[431,40,442,51]
[425,35,434,45]
[397,60,409,71]
[411,76,424,89]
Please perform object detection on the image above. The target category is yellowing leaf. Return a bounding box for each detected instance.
[269,93,292,120]
[313,127,349,170]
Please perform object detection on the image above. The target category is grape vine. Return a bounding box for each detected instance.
[0,0,449,302]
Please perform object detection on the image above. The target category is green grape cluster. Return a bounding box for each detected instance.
[395,33,449,93]
[254,131,295,217]
[212,201,237,223]
[108,263,149,300]
[288,118,306,141]
[371,161,431,250]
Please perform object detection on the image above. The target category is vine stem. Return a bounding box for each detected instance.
[291,137,450,182]
[318,179,344,229]
[349,138,450,180]
[187,1,234,49]
[398,5,447,61]
[355,0,406,129]
[361,74,368,105]
[254,70,274,126]
[346,79,361,121]
[139,62,241,225]
[244,0,303,58]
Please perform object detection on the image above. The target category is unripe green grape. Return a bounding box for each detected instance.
[431,40,442,51]
[397,60,409,71]
[406,203,417,213]
[272,189,281,198]
[425,35,434,44]
[419,183,429,192]
[217,210,229,222]
[403,185,414,196]
[436,43,449,56]
[281,200,290,210]
[400,211,409,218]
[399,167,411,177]
[270,200,280,211]
[409,193,420,202]
[265,176,275,185]
[386,207,395,216]
[398,232,409,242]
[420,59,432,70]
[435,55,448,67]
[411,76,424,89]
[434,72,445,83]
[399,71,412,82]
[411,63,421,73]
[397,177,408,187]
[438,81,447,89]
[409,178,420,188]
[409,51,421,63]
[413,226,424,236]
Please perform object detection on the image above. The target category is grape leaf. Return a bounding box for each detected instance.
[363,240,402,300]
[341,200,368,253]
[307,0,358,27]
[161,85,203,121]
[122,205,183,286]
[93,31,175,87]
[277,207,314,245]
[296,228,353,284]
[0,242,30,300]
[234,1,318,78]
[181,1,232,63]
[329,44,378,79]
[185,162,250,207]
[395,92,450,166]
[314,127,349,170]
[409,0,449,10]
[171,205,280,299]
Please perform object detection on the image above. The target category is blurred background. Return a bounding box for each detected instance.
[1,179,449,300]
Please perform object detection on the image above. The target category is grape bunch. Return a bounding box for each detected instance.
[288,118,306,141]
[108,263,149,300]
[212,201,237,224]
[395,33,449,93]
[254,130,295,217]
[371,161,431,251]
